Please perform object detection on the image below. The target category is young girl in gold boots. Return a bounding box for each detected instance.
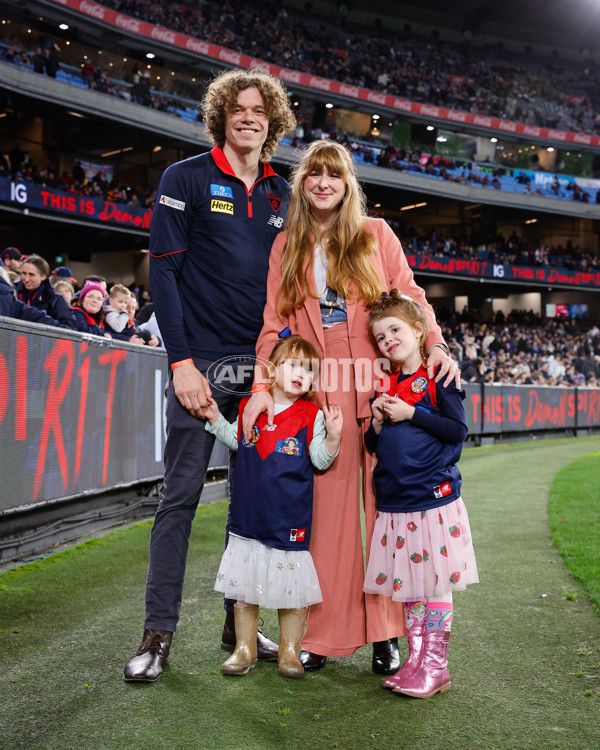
[205,334,342,678]
[363,291,478,697]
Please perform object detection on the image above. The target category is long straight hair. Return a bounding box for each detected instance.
[278,141,381,318]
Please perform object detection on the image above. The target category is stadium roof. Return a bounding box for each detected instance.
[299,0,600,56]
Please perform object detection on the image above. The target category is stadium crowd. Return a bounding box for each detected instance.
[447,309,600,388]
[290,133,600,203]
[396,225,600,273]
[96,0,600,135]
[5,0,600,210]
[4,37,600,208]
[3,0,600,141]
[1,245,598,387]
[0,39,193,114]
[1,142,156,210]
[0,247,160,345]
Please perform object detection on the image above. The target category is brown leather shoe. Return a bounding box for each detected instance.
[221,610,278,662]
[123,629,173,682]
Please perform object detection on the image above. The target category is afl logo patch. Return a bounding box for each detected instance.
[242,425,261,447]
[411,376,428,394]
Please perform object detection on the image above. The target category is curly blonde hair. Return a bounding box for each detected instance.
[202,69,296,161]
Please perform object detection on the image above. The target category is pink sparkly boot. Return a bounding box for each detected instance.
[393,629,451,698]
[383,621,425,689]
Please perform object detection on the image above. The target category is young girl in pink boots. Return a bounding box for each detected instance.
[363,290,478,698]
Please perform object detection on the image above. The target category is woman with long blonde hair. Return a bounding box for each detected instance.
[244,140,458,672]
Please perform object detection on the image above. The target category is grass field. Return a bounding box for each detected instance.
[548,452,600,613]
[1,436,599,750]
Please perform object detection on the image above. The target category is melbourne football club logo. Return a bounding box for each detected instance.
[411,376,428,394]
[267,193,281,211]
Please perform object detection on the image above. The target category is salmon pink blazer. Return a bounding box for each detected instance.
[256,217,447,419]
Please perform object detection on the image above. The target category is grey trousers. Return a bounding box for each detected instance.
[144,356,253,631]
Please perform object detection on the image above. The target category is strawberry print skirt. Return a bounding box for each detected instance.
[363,498,479,601]
[214,534,323,609]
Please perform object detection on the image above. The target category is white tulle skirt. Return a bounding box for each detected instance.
[214,534,323,609]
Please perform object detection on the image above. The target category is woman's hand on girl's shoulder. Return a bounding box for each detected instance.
[427,348,461,388]
[242,391,274,442]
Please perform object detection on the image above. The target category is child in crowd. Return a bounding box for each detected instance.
[363,290,478,698]
[204,334,343,679]
[71,281,111,338]
[104,283,135,340]
[53,280,75,306]
[124,293,161,346]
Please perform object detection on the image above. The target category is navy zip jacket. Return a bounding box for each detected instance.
[15,279,77,329]
[365,366,468,513]
[149,146,290,364]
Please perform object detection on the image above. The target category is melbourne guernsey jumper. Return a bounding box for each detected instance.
[229,398,322,551]
[364,365,468,513]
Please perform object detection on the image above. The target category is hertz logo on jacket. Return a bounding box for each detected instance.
[211,199,233,214]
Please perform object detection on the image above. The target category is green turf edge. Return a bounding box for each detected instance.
[548,450,600,614]
[0,520,151,584]
[1,440,600,750]
[0,501,230,585]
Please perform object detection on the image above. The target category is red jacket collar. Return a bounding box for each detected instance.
[211,146,276,180]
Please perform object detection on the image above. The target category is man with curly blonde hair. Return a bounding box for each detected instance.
[124,69,295,683]
[203,68,296,162]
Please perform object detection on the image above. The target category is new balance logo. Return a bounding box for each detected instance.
[267,215,284,228]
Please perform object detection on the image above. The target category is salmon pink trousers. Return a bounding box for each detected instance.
[302,323,407,657]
